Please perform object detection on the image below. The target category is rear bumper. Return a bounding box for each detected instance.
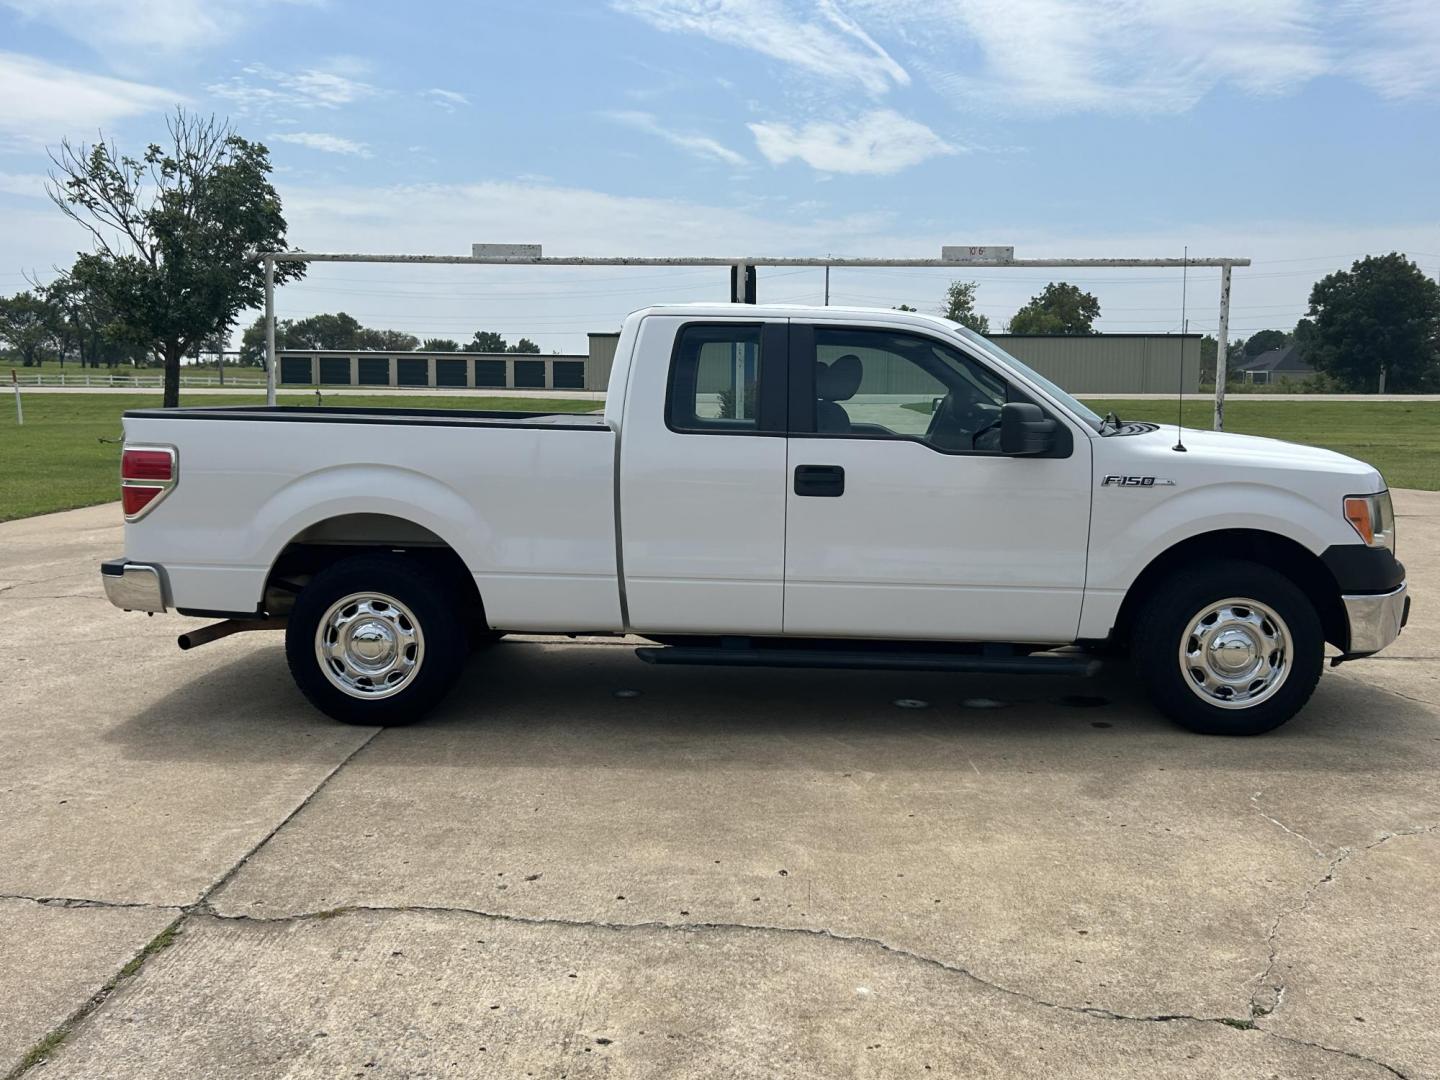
[1340,581,1409,658]
[100,558,167,613]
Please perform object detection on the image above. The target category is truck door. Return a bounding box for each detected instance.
[618,316,789,634]
[781,322,1092,643]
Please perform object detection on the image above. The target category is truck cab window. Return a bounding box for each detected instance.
[811,328,1008,452]
[667,324,767,433]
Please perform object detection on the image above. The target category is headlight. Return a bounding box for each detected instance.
[1343,490,1396,553]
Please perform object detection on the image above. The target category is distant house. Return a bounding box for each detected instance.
[1235,345,1314,385]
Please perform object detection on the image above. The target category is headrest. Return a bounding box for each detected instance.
[816,354,863,402]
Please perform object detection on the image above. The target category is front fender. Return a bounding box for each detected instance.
[1078,481,1353,638]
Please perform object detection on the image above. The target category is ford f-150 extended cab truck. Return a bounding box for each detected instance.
[102,304,1409,735]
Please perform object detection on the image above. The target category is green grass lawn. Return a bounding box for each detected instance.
[0,392,602,522]
[1084,398,1440,491]
[1,393,1436,523]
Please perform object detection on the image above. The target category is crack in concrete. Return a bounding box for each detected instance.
[0,893,180,913]
[1250,790,1327,859]
[188,902,1403,1076]
[9,726,1429,1080]
[1247,820,1439,1070]
[4,726,382,1079]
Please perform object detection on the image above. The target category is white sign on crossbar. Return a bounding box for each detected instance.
[941,245,1015,262]
[471,243,542,258]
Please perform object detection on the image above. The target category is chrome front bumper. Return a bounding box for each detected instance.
[1341,581,1409,657]
[101,558,166,613]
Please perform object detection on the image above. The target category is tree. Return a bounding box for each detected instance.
[467,331,507,353]
[423,338,461,352]
[1007,282,1100,335]
[359,328,420,352]
[940,280,989,334]
[47,109,305,407]
[1243,329,1290,357]
[286,312,366,350]
[0,291,56,366]
[1199,335,1245,384]
[507,338,540,354]
[47,275,145,368]
[1306,253,1440,392]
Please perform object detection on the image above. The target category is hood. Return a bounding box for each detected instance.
[1122,425,1384,485]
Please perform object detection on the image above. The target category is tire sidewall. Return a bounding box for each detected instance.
[1134,560,1324,735]
[285,554,467,725]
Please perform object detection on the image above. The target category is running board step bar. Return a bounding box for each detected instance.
[635,645,1099,676]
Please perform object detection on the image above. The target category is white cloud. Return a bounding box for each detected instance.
[842,0,1331,114]
[618,0,1440,114]
[1,0,317,59]
[207,62,378,117]
[425,88,470,112]
[0,52,176,147]
[4,0,236,54]
[270,131,371,157]
[0,170,51,197]
[1342,0,1440,98]
[749,109,956,174]
[613,0,909,94]
[603,110,747,166]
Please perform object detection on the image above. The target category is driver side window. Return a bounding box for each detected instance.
[810,327,1008,453]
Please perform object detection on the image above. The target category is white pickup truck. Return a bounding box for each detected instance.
[102,304,1409,735]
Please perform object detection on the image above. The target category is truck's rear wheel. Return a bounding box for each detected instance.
[285,554,467,725]
[1132,559,1323,735]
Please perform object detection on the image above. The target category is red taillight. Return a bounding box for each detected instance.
[122,448,174,482]
[120,445,176,521]
[122,485,162,517]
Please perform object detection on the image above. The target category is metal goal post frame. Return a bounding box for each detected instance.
[260,251,1249,428]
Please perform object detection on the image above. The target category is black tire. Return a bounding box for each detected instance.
[1132,559,1323,735]
[285,553,468,725]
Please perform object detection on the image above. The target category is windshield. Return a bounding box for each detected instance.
[948,323,1105,431]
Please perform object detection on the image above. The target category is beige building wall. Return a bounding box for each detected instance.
[989,334,1201,395]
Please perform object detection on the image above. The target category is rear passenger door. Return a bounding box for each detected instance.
[618,317,790,634]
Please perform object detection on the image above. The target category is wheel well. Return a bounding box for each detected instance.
[263,514,484,624]
[1110,530,1348,651]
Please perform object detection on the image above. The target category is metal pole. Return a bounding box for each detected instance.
[824,264,830,306]
[264,255,276,406]
[1213,262,1232,430]
[11,369,21,426]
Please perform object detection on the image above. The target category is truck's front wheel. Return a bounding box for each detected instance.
[1132,560,1323,735]
[285,554,467,725]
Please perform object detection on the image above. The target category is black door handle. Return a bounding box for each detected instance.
[794,464,845,497]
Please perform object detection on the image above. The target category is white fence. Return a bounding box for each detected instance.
[11,371,268,389]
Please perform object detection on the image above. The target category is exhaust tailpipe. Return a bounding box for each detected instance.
[178,617,287,650]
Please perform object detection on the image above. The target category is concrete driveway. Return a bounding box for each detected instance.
[2,494,1436,1079]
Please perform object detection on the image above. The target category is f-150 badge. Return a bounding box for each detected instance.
[1101,475,1176,487]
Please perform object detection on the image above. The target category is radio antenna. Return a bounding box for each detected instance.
[1173,245,1189,452]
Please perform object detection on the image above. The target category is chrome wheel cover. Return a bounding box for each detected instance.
[1179,597,1292,710]
[314,592,424,700]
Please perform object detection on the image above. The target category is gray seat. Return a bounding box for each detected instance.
[816,355,863,434]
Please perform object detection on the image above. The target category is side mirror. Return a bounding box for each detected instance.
[1000,402,1057,456]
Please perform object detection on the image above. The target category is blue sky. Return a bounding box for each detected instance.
[2,0,1439,352]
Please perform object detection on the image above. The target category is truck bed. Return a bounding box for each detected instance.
[120,404,621,632]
